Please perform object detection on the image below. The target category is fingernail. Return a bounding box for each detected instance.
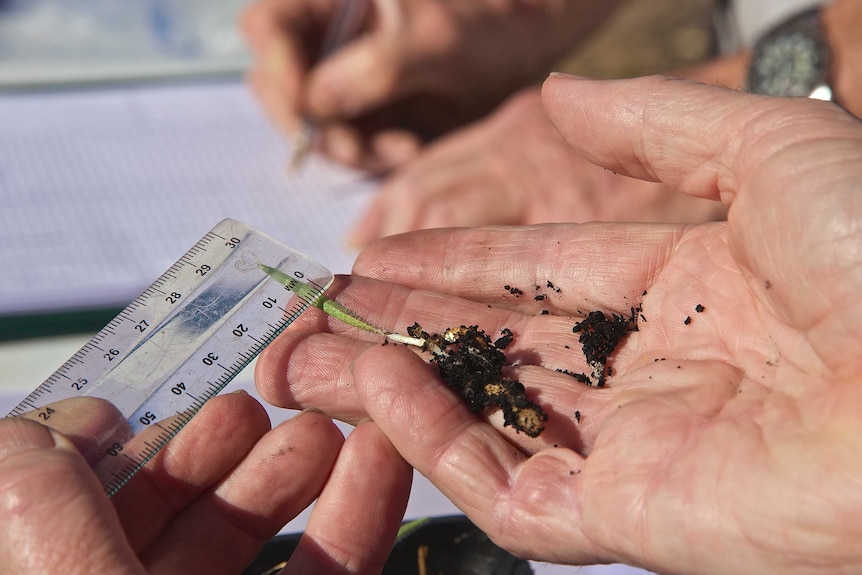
[296,406,327,418]
[547,71,588,81]
[47,428,78,452]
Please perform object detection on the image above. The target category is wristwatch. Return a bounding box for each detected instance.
[746,8,834,101]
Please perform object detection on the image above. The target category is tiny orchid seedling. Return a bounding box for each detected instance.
[256,258,547,438]
[258,263,439,352]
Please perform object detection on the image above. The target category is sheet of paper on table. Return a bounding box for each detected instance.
[0,79,374,317]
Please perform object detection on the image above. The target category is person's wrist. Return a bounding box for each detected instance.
[821,0,862,117]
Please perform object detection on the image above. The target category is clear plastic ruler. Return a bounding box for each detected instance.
[5,219,333,496]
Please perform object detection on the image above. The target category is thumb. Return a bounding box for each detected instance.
[540,73,755,201]
[0,418,144,573]
[541,73,862,377]
[539,73,859,203]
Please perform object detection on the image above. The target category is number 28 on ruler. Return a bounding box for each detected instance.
[6,219,334,497]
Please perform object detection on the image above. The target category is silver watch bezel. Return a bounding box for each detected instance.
[746,8,833,101]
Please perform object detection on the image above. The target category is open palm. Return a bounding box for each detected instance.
[256,76,862,574]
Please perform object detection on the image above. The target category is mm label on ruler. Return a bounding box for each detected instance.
[6,219,333,497]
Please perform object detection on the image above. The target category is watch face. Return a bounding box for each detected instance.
[747,10,831,99]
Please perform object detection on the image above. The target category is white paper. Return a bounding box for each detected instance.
[0,79,374,316]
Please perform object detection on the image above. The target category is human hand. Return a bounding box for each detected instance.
[256,75,862,573]
[348,86,727,247]
[241,0,621,170]
[0,393,410,573]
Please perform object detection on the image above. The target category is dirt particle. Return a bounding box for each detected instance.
[493,328,514,349]
[695,304,705,313]
[574,410,581,423]
[557,368,593,385]
[684,316,692,325]
[570,308,639,387]
[409,323,546,438]
[503,285,524,296]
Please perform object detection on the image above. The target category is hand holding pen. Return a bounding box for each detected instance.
[242,0,612,172]
[289,0,371,171]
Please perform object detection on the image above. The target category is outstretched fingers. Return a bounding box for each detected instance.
[353,223,685,315]
[282,421,413,575]
[541,74,862,371]
[138,407,345,574]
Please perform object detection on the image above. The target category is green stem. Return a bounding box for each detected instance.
[396,516,431,542]
[260,264,429,349]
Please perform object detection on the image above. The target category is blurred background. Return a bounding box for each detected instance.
[561,0,716,78]
[0,0,716,88]
[0,0,249,86]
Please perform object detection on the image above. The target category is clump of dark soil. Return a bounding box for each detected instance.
[407,323,547,438]
[570,307,640,387]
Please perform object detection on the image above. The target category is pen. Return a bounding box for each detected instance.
[290,0,371,172]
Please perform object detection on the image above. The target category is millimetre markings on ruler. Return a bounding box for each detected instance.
[6,219,333,497]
